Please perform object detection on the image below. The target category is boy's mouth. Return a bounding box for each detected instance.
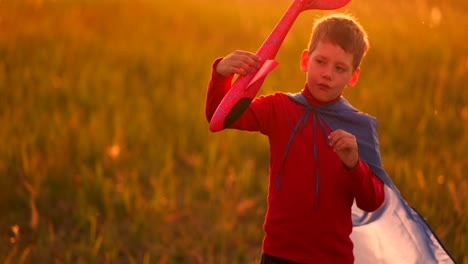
[317,83,331,90]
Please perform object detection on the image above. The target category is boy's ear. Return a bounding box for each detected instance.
[347,67,361,87]
[300,49,309,72]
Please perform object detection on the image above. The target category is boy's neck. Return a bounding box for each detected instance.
[302,84,341,107]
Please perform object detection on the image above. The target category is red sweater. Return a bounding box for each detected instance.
[206,60,385,264]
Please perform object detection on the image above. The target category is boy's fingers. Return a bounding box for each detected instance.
[232,50,262,68]
[233,50,261,60]
[331,137,347,151]
[230,67,248,76]
[328,130,355,150]
[232,61,256,75]
[334,140,352,151]
[218,61,247,76]
[238,55,261,69]
[328,129,344,146]
[246,57,261,69]
[217,50,263,76]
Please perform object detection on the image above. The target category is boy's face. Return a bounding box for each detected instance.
[300,40,360,103]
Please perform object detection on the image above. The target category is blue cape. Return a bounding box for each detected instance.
[287,92,456,264]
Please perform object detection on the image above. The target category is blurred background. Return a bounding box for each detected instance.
[0,0,466,263]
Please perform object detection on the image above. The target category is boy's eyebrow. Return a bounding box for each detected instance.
[332,56,353,68]
[313,54,351,68]
[313,54,327,58]
[312,54,328,61]
[335,61,350,68]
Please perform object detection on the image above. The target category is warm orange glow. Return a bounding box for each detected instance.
[107,143,120,159]
[416,170,425,189]
[11,224,19,235]
[10,225,19,244]
[430,6,442,27]
[437,175,445,185]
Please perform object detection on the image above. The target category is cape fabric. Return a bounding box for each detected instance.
[287,92,456,264]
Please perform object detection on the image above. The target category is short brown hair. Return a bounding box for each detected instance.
[308,14,369,70]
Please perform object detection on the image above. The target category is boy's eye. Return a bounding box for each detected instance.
[336,66,346,72]
[316,59,324,64]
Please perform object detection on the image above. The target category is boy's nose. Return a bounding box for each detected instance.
[321,71,331,81]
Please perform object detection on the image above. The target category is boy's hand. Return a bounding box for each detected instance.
[216,50,262,77]
[328,129,359,169]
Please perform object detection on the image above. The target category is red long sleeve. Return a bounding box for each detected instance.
[205,58,233,123]
[205,58,265,132]
[348,159,385,212]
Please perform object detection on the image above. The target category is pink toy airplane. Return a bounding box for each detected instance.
[209,0,352,132]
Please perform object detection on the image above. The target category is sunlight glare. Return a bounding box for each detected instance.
[107,144,121,159]
[430,6,442,27]
[11,224,19,235]
[10,225,19,244]
[437,175,445,185]
[460,107,468,122]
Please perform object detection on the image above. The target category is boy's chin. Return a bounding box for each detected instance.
[311,91,337,103]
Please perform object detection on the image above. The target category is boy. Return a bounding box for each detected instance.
[206,14,384,263]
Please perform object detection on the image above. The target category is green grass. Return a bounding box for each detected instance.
[0,0,466,263]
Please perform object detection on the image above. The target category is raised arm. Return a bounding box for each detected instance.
[205,51,261,122]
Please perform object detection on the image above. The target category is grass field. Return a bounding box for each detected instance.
[0,0,467,263]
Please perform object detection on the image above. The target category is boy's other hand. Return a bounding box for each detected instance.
[328,129,359,169]
[216,50,262,77]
